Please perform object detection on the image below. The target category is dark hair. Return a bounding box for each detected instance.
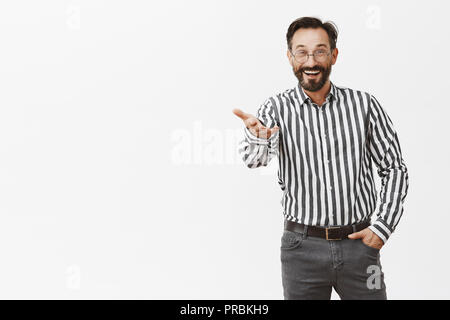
[286,17,338,51]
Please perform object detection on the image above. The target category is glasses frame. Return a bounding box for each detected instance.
[290,49,332,64]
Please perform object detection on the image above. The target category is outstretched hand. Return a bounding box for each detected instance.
[232,108,279,139]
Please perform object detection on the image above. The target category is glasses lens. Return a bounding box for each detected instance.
[314,51,329,62]
[295,53,306,63]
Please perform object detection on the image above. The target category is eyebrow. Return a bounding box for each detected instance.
[294,43,328,49]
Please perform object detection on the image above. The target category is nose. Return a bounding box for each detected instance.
[303,55,318,68]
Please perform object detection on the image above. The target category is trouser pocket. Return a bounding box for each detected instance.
[280,230,303,250]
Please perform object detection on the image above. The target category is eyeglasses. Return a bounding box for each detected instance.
[290,49,331,63]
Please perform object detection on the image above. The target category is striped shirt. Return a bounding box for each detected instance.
[238,81,409,243]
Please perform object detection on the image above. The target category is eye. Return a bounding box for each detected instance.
[315,50,327,55]
[295,50,307,56]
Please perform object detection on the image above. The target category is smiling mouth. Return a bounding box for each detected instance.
[303,70,321,76]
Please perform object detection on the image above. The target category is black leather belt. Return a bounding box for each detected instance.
[284,219,371,240]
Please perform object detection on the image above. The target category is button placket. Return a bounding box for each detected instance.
[318,105,334,221]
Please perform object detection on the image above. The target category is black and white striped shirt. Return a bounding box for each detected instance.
[238,81,409,243]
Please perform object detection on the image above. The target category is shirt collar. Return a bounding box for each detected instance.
[295,81,337,106]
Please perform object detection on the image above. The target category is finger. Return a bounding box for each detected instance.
[348,230,364,239]
[253,124,277,139]
[260,126,275,139]
[256,126,268,138]
[232,108,251,121]
[269,126,280,135]
[261,125,280,138]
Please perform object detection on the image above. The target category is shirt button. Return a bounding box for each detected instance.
[329,186,333,190]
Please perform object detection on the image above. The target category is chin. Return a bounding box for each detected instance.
[302,80,323,92]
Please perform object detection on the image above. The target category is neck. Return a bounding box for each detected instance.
[303,80,331,106]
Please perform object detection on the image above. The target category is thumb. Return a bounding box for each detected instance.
[232,108,250,121]
[348,230,364,239]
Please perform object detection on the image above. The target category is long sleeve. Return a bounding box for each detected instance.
[238,98,280,168]
[367,95,409,243]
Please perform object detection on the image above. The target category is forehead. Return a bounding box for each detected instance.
[291,28,330,49]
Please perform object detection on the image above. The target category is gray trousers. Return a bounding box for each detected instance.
[280,227,387,300]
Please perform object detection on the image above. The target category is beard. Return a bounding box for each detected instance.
[294,62,332,92]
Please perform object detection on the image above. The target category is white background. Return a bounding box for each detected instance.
[0,0,448,299]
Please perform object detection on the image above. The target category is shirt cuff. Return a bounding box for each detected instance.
[368,218,393,244]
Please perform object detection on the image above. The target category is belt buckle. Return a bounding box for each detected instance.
[325,226,341,240]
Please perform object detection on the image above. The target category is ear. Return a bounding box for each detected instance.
[331,47,338,66]
[287,49,294,67]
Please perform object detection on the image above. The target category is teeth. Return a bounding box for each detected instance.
[304,70,320,75]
